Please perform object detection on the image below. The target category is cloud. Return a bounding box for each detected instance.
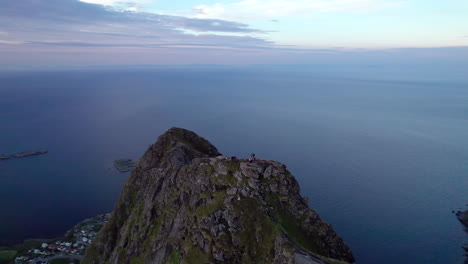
[0,0,262,33]
[78,0,154,12]
[0,0,269,51]
[6,0,463,69]
[0,40,24,45]
[79,0,149,5]
[191,0,405,20]
[23,40,343,54]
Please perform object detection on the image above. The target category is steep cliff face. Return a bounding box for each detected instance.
[456,210,468,263]
[83,128,354,264]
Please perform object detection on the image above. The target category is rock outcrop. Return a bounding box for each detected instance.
[457,210,468,229]
[456,210,468,263]
[83,128,354,264]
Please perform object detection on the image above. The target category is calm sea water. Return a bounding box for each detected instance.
[0,66,467,263]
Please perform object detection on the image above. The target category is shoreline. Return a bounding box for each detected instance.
[0,150,48,161]
[0,214,109,264]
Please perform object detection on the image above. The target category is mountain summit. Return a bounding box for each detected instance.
[83,127,354,264]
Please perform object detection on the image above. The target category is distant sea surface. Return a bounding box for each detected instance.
[0,65,467,264]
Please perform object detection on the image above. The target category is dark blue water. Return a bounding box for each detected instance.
[0,66,467,263]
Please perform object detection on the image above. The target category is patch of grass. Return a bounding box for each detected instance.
[141,213,165,253]
[277,208,321,254]
[49,258,80,264]
[265,193,325,257]
[225,160,241,172]
[233,198,279,264]
[153,214,164,234]
[193,191,225,217]
[91,224,104,232]
[12,240,42,256]
[181,246,210,264]
[130,257,144,264]
[199,192,210,199]
[240,177,249,187]
[321,257,351,264]
[167,249,180,264]
[82,243,101,264]
[121,201,146,247]
[170,129,215,155]
[197,165,215,175]
[127,188,138,206]
[0,250,17,264]
[213,173,237,186]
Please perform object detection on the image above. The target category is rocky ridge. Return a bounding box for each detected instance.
[83,128,354,264]
[456,210,468,263]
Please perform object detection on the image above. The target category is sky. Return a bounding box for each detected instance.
[0,0,467,68]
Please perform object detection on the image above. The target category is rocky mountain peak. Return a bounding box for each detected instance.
[137,127,221,170]
[83,128,354,264]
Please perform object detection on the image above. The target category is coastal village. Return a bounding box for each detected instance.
[12,214,109,264]
[0,156,134,264]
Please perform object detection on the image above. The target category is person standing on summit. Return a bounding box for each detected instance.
[249,153,256,163]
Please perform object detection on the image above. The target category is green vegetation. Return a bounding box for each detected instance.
[213,173,237,186]
[91,225,103,232]
[193,191,225,217]
[233,198,279,264]
[152,214,164,235]
[82,128,354,264]
[225,160,241,172]
[114,159,136,172]
[82,244,101,264]
[140,213,165,256]
[321,257,351,264]
[130,257,144,264]
[12,240,42,256]
[198,165,215,175]
[127,188,138,206]
[169,129,215,155]
[167,249,180,264]
[265,193,324,256]
[277,207,321,255]
[0,250,17,264]
[182,246,210,264]
[199,192,210,199]
[49,258,80,264]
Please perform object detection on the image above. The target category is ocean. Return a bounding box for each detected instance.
[0,65,467,263]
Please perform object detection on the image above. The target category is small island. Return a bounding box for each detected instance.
[113,159,136,172]
[0,151,48,160]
